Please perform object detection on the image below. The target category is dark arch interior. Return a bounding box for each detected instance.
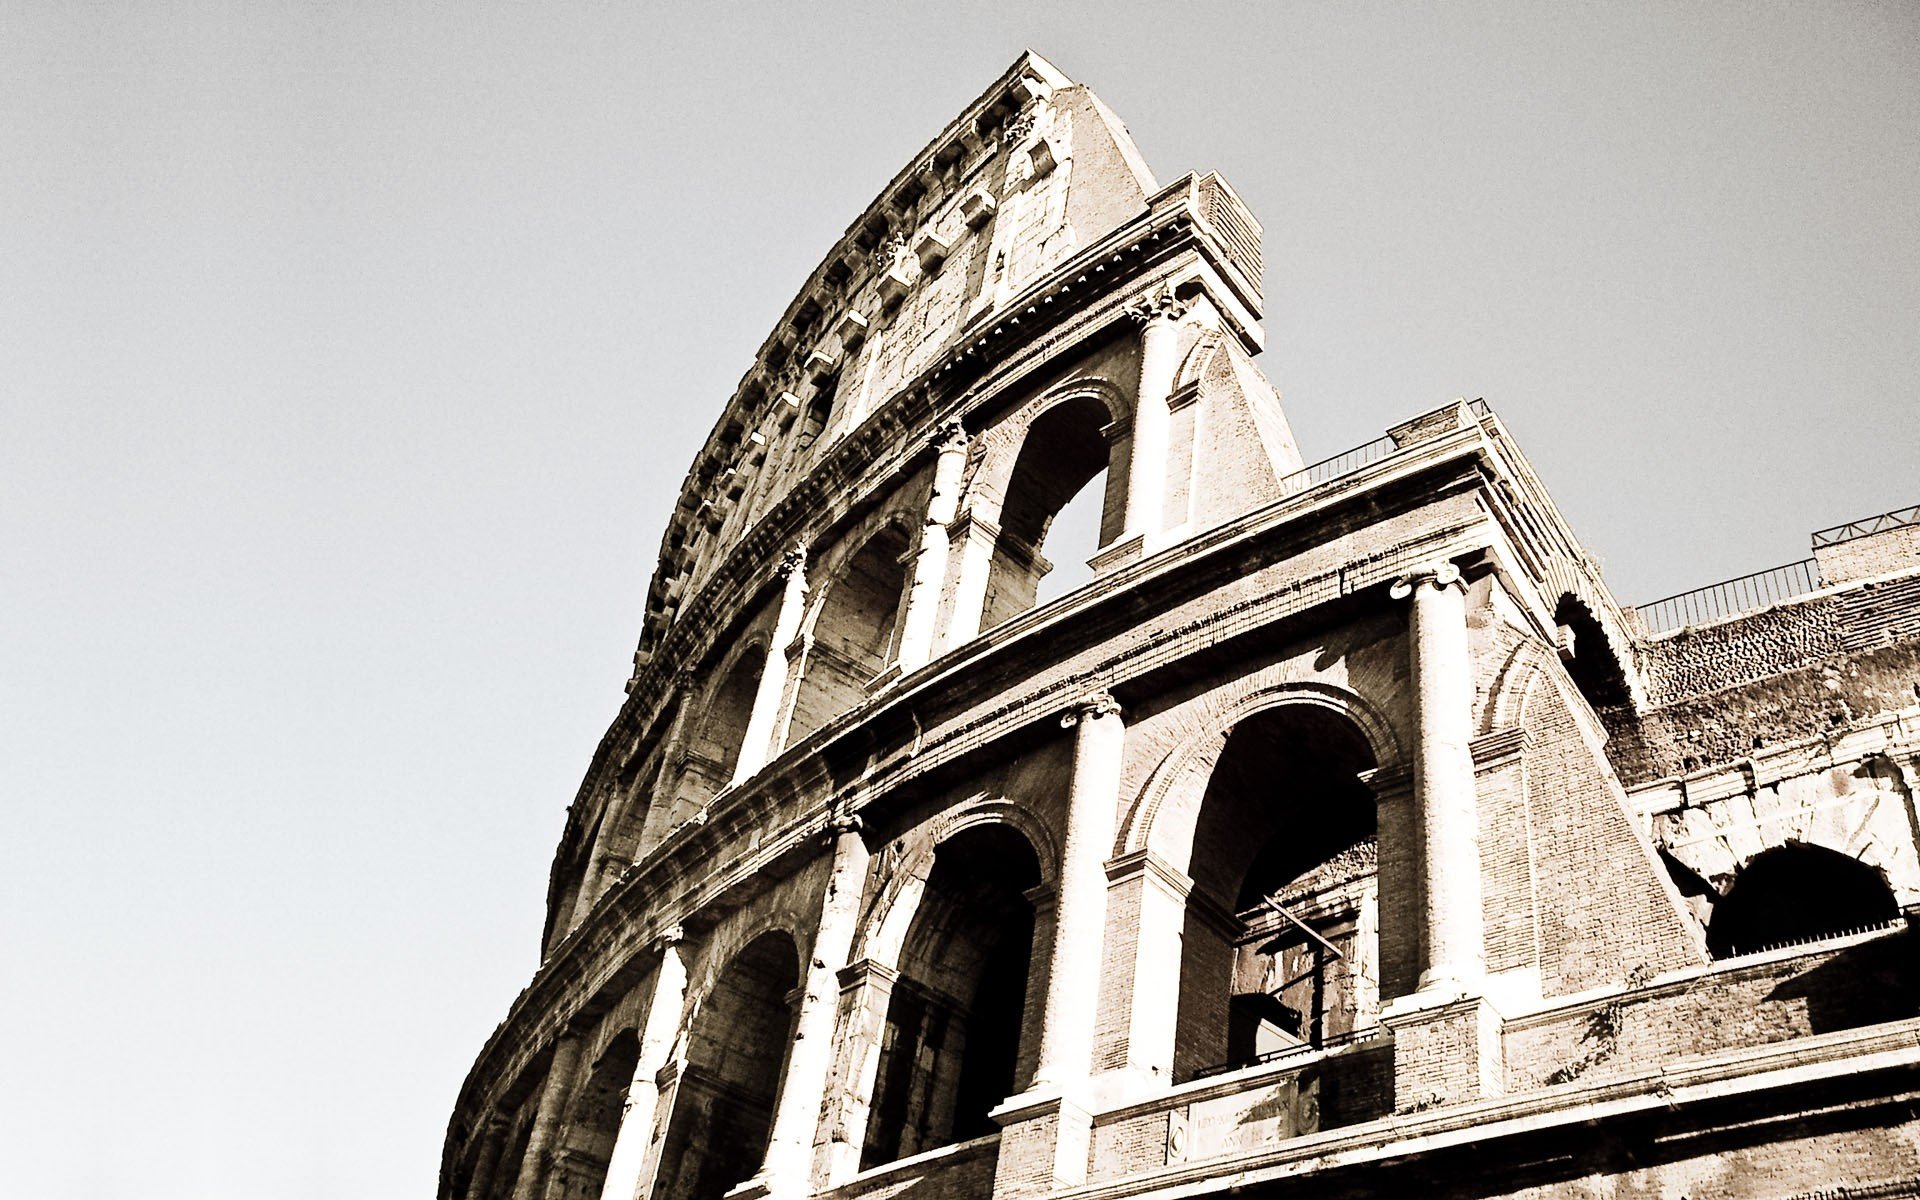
[680,644,766,807]
[863,824,1042,1168]
[655,932,799,1200]
[789,525,912,742]
[1706,842,1899,959]
[1176,706,1380,1079]
[982,395,1114,628]
[545,1030,643,1199]
[1554,595,1633,712]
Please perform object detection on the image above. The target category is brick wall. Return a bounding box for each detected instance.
[1503,929,1917,1091]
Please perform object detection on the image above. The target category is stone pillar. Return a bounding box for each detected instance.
[940,512,1000,652]
[1095,849,1193,1099]
[1390,562,1485,993]
[734,547,809,784]
[1381,563,1503,1107]
[1120,285,1189,551]
[896,421,969,672]
[818,959,899,1185]
[744,817,871,1199]
[992,693,1123,1200]
[1031,692,1124,1089]
[463,1118,508,1200]
[597,929,689,1200]
[511,1032,584,1200]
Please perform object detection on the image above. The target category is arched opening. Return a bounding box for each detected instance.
[862,825,1042,1168]
[982,395,1116,629]
[1173,705,1381,1081]
[788,525,912,742]
[1706,842,1900,959]
[544,1031,642,1200]
[679,644,766,806]
[655,931,800,1200]
[1554,595,1633,713]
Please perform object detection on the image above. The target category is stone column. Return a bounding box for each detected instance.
[463,1118,509,1200]
[1031,692,1124,1088]
[818,959,899,1185]
[1095,849,1193,1098]
[745,817,871,1199]
[511,1032,584,1200]
[1390,562,1485,993]
[1120,286,1189,551]
[597,929,689,1200]
[940,511,1000,652]
[896,421,969,672]
[734,547,809,784]
[992,693,1123,1200]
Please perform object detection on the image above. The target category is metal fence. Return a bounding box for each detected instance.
[1632,558,1822,635]
[1811,504,1920,548]
[1278,435,1400,494]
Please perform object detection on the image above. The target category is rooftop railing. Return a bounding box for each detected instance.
[1812,504,1920,548]
[1278,399,1494,496]
[1632,558,1822,636]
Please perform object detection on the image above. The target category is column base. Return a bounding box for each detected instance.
[988,1088,1093,1200]
[1379,990,1505,1111]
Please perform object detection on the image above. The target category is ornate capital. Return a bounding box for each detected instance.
[1003,110,1037,145]
[1125,283,1190,327]
[653,925,685,954]
[827,812,866,840]
[1061,690,1122,728]
[1389,561,1463,599]
[777,545,808,580]
[929,418,969,455]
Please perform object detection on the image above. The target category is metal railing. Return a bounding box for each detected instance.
[1633,558,1823,635]
[1278,435,1400,494]
[1278,399,1494,497]
[1812,504,1920,548]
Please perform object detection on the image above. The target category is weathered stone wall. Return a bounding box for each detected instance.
[1817,522,1920,585]
[1504,929,1917,1091]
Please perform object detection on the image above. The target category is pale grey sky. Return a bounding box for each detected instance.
[3,4,1915,1198]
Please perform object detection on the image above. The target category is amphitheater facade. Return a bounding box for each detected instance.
[443,54,1920,1200]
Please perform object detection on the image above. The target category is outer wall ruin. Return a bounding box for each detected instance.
[445,53,1920,1200]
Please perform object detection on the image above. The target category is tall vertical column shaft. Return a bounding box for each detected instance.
[1121,287,1188,547]
[1391,563,1485,993]
[756,817,871,1196]
[896,421,969,672]
[597,930,688,1200]
[734,547,809,784]
[511,1033,584,1200]
[1031,692,1124,1090]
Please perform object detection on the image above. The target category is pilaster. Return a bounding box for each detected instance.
[735,547,810,783]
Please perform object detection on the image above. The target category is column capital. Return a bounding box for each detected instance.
[651,925,686,954]
[776,544,809,580]
[1125,283,1190,327]
[928,418,969,455]
[1061,691,1122,728]
[1389,561,1463,598]
[825,812,865,840]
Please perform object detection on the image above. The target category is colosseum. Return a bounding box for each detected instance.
[443,53,1920,1200]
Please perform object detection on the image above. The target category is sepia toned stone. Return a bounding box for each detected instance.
[443,52,1920,1200]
